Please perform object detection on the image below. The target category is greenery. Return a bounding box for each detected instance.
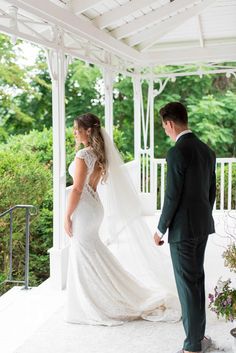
[223,242,236,273]
[209,214,236,323]
[0,34,235,159]
[0,33,235,293]
[209,278,236,322]
[0,145,51,293]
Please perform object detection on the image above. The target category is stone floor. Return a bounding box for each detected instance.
[14,304,234,353]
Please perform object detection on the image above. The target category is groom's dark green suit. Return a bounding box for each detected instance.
[158,132,216,352]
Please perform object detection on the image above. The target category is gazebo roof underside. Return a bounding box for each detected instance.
[0,0,236,73]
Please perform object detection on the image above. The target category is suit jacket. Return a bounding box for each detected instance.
[158,133,216,243]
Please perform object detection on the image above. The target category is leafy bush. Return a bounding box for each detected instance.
[0,144,51,294]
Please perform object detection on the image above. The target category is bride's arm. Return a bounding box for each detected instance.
[64,157,87,237]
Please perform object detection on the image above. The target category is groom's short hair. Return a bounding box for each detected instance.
[159,102,188,125]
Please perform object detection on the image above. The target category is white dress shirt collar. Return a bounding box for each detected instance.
[175,130,192,142]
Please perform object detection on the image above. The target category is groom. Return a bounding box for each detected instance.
[154,102,216,353]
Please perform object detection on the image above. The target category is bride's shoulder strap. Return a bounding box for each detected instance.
[76,148,96,170]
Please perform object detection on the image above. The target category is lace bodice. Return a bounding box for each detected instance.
[69,147,99,201]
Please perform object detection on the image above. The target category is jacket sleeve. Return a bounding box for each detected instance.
[158,146,187,235]
[209,153,216,210]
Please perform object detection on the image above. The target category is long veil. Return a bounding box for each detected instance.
[98,128,180,319]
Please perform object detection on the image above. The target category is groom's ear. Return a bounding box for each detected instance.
[165,120,173,129]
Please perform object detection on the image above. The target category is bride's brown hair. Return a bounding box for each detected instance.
[74,113,108,182]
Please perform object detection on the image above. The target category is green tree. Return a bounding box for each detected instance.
[0,35,34,140]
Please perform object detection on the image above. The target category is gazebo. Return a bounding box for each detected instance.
[0,1,236,352]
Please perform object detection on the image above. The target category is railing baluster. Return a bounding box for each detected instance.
[154,160,158,209]
[24,208,30,290]
[142,152,145,192]
[213,161,217,211]
[161,161,165,209]
[228,161,232,210]
[220,162,225,210]
[146,152,148,193]
[9,210,13,281]
[0,205,36,292]
[154,158,236,212]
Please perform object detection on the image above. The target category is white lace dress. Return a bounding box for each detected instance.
[66,147,177,326]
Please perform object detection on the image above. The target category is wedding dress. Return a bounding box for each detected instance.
[66,129,180,326]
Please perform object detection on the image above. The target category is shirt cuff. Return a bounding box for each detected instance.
[157,228,164,238]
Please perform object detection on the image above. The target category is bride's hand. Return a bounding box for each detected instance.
[64,215,73,237]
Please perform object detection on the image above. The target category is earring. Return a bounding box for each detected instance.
[88,134,92,145]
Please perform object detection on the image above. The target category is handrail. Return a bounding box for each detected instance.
[0,205,37,292]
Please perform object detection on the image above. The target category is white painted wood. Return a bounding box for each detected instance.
[94,0,156,29]
[8,0,140,62]
[72,0,104,14]
[220,162,225,210]
[111,0,200,40]
[132,75,141,162]
[46,48,70,288]
[213,160,217,211]
[126,0,217,49]
[140,44,236,65]
[197,15,204,48]
[46,50,66,250]
[228,161,232,210]
[146,152,148,192]
[142,152,145,192]
[160,161,165,209]
[149,79,154,194]
[1,0,235,66]
[103,66,114,139]
[156,158,236,212]
[146,38,236,52]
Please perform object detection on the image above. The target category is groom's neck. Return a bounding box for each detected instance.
[172,125,189,141]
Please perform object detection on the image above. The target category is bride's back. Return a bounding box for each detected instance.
[88,161,103,192]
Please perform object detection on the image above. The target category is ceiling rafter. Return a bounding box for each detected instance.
[126,0,217,50]
[145,37,236,51]
[111,0,202,40]
[71,0,104,15]
[93,0,157,29]
[197,15,204,48]
[141,43,236,65]
[0,0,235,68]
[7,0,141,62]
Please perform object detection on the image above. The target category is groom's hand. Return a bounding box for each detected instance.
[154,232,164,246]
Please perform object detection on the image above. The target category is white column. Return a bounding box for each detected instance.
[148,78,155,197]
[132,75,142,192]
[103,67,114,139]
[132,75,141,163]
[131,76,156,214]
[46,46,70,289]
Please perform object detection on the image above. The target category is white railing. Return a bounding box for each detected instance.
[154,157,236,212]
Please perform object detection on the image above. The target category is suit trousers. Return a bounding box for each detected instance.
[170,236,208,352]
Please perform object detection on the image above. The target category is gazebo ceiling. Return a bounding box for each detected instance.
[0,0,236,70]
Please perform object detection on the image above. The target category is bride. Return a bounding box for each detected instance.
[64,113,179,326]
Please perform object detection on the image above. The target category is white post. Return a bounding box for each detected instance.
[46,31,71,289]
[141,78,155,214]
[149,78,154,196]
[132,75,142,192]
[103,67,114,139]
[131,76,156,214]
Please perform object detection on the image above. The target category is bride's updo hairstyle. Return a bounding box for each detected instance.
[74,113,108,182]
